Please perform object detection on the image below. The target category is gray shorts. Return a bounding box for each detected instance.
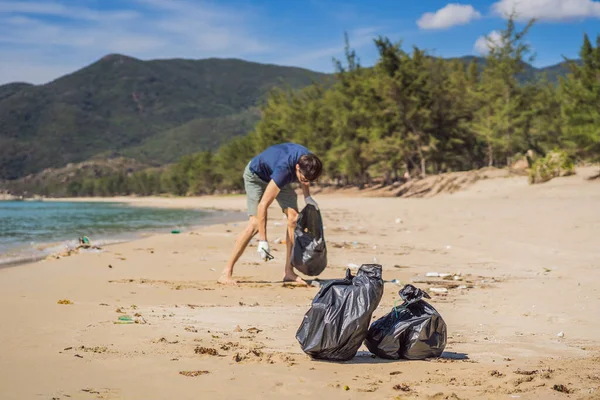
[244,162,298,216]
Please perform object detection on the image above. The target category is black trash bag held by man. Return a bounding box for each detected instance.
[291,204,327,276]
[296,264,384,361]
[365,284,447,360]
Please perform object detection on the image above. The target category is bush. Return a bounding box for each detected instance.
[528,150,575,184]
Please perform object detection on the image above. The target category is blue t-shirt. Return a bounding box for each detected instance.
[249,143,311,188]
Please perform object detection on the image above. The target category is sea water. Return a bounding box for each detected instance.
[0,200,242,266]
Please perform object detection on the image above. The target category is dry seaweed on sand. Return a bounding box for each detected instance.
[393,383,411,392]
[195,346,219,356]
[179,370,209,377]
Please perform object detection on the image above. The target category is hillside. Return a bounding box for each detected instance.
[0,54,577,181]
[452,56,577,83]
[0,55,328,180]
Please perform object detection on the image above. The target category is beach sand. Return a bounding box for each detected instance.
[1,168,599,399]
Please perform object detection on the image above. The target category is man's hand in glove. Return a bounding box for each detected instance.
[305,196,319,210]
[257,240,272,261]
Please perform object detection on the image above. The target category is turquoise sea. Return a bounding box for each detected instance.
[0,201,243,266]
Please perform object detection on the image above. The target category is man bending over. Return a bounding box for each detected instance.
[218,142,323,286]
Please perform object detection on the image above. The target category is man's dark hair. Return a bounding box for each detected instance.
[298,154,323,182]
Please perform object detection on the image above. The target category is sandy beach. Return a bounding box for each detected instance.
[1,168,599,400]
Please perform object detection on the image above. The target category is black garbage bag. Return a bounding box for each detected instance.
[295,264,384,361]
[291,204,327,276]
[365,284,447,360]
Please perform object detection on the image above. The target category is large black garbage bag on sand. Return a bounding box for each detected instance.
[291,204,327,276]
[296,264,384,361]
[365,284,447,360]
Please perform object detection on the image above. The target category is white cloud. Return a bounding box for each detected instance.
[491,0,600,21]
[417,3,481,30]
[474,30,504,54]
[0,1,138,21]
[0,0,274,84]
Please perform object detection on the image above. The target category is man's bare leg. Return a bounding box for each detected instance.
[218,217,258,285]
[282,208,307,285]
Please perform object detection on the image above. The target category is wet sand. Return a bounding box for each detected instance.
[1,168,599,399]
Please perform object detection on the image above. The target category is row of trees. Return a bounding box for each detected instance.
[19,17,600,197]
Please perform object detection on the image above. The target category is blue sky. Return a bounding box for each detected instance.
[1,0,599,84]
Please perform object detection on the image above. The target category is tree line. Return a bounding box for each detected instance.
[16,17,600,197]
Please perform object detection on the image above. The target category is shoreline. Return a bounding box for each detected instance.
[0,201,247,269]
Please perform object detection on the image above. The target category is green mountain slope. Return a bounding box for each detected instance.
[452,56,577,83]
[122,108,261,163]
[0,55,327,179]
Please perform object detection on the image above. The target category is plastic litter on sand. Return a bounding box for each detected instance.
[429,287,448,294]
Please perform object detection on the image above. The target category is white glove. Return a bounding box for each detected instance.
[257,240,271,261]
[305,196,319,210]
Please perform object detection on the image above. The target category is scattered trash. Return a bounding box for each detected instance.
[296,265,384,361]
[209,268,215,271]
[395,218,402,224]
[57,299,73,305]
[347,263,360,270]
[426,272,452,278]
[429,287,449,294]
[365,284,447,360]
[372,245,377,250]
[291,204,328,277]
[391,279,402,286]
[445,245,452,249]
[114,315,134,324]
[273,222,283,227]
[557,331,565,338]
[46,239,103,260]
[311,281,321,288]
[171,230,181,234]
[274,237,282,244]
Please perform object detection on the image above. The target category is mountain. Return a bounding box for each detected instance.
[452,56,578,83]
[0,54,576,181]
[0,54,328,180]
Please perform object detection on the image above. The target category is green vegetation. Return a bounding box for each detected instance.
[529,150,575,184]
[2,17,598,197]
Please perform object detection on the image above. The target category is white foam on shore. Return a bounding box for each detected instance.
[0,237,128,268]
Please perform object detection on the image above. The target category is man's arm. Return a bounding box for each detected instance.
[257,180,281,241]
[301,183,310,198]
